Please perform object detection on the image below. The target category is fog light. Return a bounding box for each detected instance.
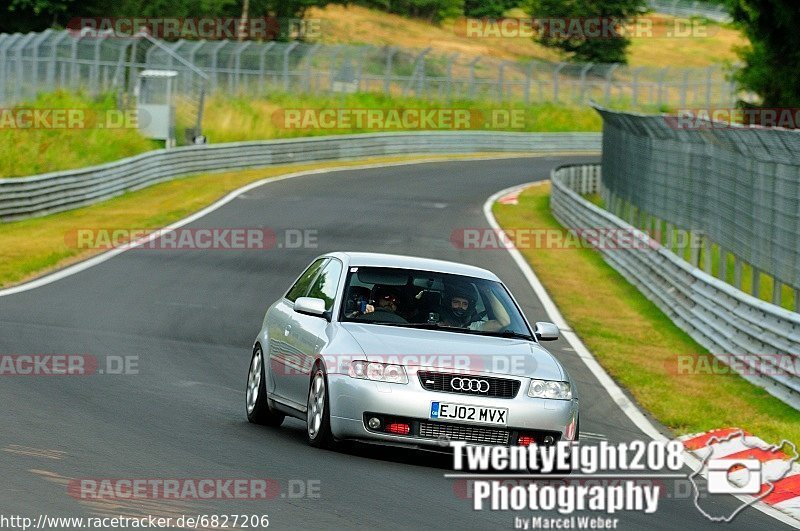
[368,417,381,430]
[543,435,555,445]
[518,435,536,446]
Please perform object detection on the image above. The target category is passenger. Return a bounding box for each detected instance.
[439,282,510,332]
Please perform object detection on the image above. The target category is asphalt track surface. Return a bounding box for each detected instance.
[0,156,788,530]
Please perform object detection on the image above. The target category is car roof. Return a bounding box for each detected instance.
[324,252,500,281]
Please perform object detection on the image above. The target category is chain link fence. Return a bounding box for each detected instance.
[594,104,800,311]
[1,30,737,115]
[647,0,732,23]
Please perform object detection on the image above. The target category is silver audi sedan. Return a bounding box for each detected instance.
[246,252,579,450]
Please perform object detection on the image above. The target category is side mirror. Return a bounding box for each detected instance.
[294,297,327,318]
[534,321,559,341]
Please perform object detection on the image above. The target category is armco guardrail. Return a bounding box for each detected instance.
[550,164,800,410]
[0,132,600,222]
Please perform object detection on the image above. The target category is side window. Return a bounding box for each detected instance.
[307,259,343,312]
[286,259,327,303]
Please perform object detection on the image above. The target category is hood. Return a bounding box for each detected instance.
[340,323,564,381]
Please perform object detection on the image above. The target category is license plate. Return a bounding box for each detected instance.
[430,401,508,426]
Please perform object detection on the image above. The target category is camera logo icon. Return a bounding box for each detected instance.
[707,458,761,494]
[687,429,799,522]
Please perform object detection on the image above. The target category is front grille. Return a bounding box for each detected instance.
[417,371,521,398]
[419,421,509,445]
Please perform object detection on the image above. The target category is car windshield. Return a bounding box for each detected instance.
[339,266,532,339]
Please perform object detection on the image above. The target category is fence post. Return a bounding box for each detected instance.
[631,67,642,106]
[690,232,700,266]
[445,52,458,102]
[752,268,760,299]
[467,57,480,100]
[553,62,566,103]
[525,61,534,105]
[603,64,618,104]
[703,236,712,273]
[303,43,320,93]
[657,67,668,107]
[680,69,689,107]
[734,258,743,290]
[282,41,299,91]
[666,222,674,251]
[705,65,714,109]
[383,47,397,95]
[497,60,507,102]
[773,280,783,306]
[579,63,593,102]
[258,41,275,91]
[718,246,727,281]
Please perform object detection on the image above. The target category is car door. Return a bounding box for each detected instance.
[283,257,344,406]
[268,258,327,406]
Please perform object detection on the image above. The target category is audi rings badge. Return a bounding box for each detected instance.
[450,377,489,393]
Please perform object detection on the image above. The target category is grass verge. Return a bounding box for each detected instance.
[493,182,800,444]
[5,90,602,178]
[0,92,158,177]
[191,92,603,144]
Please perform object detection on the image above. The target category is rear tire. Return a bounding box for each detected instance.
[306,365,335,449]
[246,345,284,426]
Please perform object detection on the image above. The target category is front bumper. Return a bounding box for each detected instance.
[327,370,578,449]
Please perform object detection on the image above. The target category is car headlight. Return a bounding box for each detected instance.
[528,379,572,400]
[349,361,408,384]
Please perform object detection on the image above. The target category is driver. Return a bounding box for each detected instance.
[439,282,510,332]
[364,285,402,315]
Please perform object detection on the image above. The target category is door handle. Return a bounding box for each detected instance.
[284,325,291,336]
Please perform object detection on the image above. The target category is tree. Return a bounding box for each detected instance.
[527,0,647,64]
[728,0,800,108]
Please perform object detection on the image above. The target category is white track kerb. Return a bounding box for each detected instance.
[1,158,797,528]
[484,182,800,529]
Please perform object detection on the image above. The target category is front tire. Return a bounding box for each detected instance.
[246,345,284,426]
[306,365,334,449]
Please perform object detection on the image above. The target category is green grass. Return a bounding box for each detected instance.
[494,183,800,444]
[188,91,604,142]
[0,91,158,178]
[4,90,604,179]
